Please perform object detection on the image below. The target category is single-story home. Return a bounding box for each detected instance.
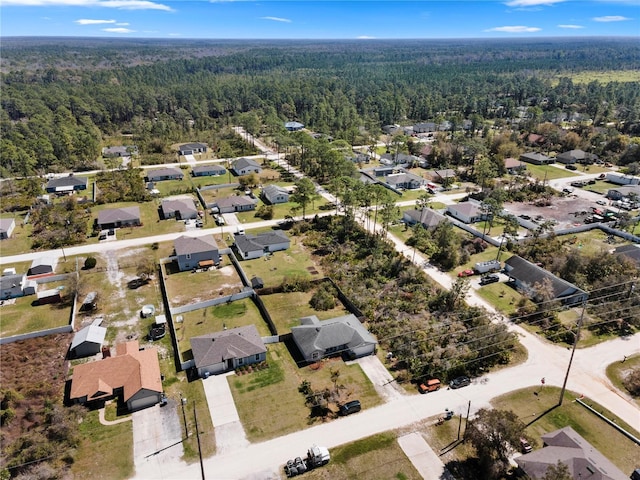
[385,172,426,190]
[231,158,263,176]
[261,184,290,204]
[556,149,597,165]
[285,121,304,131]
[235,231,290,260]
[403,208,448,230]
[504,255,588,306]
[373,166,400,177]
[36,288,61,305]
[178,142,207,156]
[69,340,163,412]
[28,257,57,277]
[346,153,371,164]
[614,244,640,266]
[70,323,107,358]
[520,152,552,165]
[605,173,640,186]
[515,426,627,480]
[606,185,640,201]
[145,167,184,182]
[45,175,88,193]
[102,145,137,158]
[97,206,141,230]
[425,169,456,184]
[0,218,16,240]
[190,325,267,378]
[446,201,486,224]
[524,133,546,146]
[214,195,257,214]
[174,235,220,272]
[291,314,377,363]
[413,122,437,134]
[191,164,226,177]
[504,158,527,174]
[0,273,37,300]
[379,153,421,166]
[161,196,198,220]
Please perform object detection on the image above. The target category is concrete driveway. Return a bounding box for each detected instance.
[398,432,455,480]
[132,401,183,472]
[350,355,406,402]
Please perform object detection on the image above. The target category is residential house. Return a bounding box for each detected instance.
[515,426,627,480]
[446,201,486,224]
[102,145,137,158]
[231,158,262,176]
[382,124,401,135]
[614,244,640,266]
[385,172,426,190]
[174,235,220,272]
[419,144,433,161]
[524,133,546,146]
[28,257,57,277]
[291,314,377,363]
[45,175,88,193]
[70,323,107,358]
[346,153,371,164]
[425,169,456,184]
[605,173,640,186]
[413,122,437,134]
[504,255,588,306]
[69,340,163,412]
[379,152,420,166]
[504,158,527,174]
[161,196,198,220]
[0,218,16,240]
[214,195,257,214]
[606,185,640,201]
[190,325,267,377]
[261,184,290,204]
[0,273,36,300]
[374,166,400,177]
[178,143,207,156]
[520,152,552,165]
[234,231,290,260]
[556,149,597,165]
[191,164,226,177]
[403,208,448,230]
[145,167,184,182]
[285,121,304,132]
[97,206,141,230]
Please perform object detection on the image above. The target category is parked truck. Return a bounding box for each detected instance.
[473,260,501,274]
[284,445,330,477]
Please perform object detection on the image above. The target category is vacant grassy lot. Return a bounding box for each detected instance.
[526,164,576,181]
[0,287,73,338]
[0,213,33,256]
[199,185,238,205]
[229,343,380,442]
[582,180,617,195]
[475,282,527,316]
[492,387,639,474]
[606,354,640,407]
[261,290,351,333]
[299,431,422,480]
[151,177,193,197]
[558,70,640,84]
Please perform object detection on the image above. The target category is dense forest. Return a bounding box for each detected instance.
[1,37,639,176]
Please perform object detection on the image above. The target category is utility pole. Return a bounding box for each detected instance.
[180,395,189,438]
[193,403,205,480]
[462,400,471,441]
[558,299,587,406]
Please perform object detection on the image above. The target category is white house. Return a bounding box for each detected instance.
[446,201,486,224]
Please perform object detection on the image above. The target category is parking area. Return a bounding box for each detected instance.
[132,401,183,468]
[503,196,607,230]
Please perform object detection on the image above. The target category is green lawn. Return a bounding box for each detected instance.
[0,213,33,256]
[525,164,577,181]
[557,70,640,84]
[152,177,193,197]
[605,354,640,407]
[475,282,527,316]
[229,342,381,442]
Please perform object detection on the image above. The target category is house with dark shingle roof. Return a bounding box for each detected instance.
[214,195,257,214]
[285,121,304,131]
[504,255,587,306]
[161,196,198,220]
[291,314,377,363]
[146,167,184,182]
[556,149,597,165]
[173,235,220,272]
[190,325,266,377]
[102,145,137,158]
[97,206,141,230]
[234,230,290,260]
[231,158,262,176]
[261,184,290,204]
[385,172,426,190]
[191,164,226,177]
[446,201,486,224]
[425,169,456,184]
[520,152,552,165]
[45,175,88,193]
[403,208,448,230]
[28,256,57,277]
[515,426,627,480]
[178,142,207,156]
[0,273,36,300]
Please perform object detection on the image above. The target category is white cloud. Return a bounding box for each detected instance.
[485,25,542,32]
[75,18,116,24]
[504,0,565,6]
[116,22,129,25]
[593,15,631,21]
[168,32,181,36]
[357,36,376,39]
[102,27,134,32]
[557,24,585,28]
[261,16,291,23]
[2,0,173,12]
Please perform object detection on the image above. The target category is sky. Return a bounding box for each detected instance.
[0,0,638,39]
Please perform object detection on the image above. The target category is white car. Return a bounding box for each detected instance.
[596,200,607,206]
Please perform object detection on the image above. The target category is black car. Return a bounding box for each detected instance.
[565,164,577,170]
[449,376,471,389]
[479,274,500,286]
[339,400,361,416]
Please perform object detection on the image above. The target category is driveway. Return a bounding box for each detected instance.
[350,355,406,402]
[398,432,455,480]
[132,401,183,473]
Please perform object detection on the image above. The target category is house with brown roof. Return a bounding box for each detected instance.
[69,340,163,412]
[190,325,266,377]
[504,157,527,174]
[515,426,627,480]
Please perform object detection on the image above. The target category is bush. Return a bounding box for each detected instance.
[84,257,97,269]
[309,283,337,311]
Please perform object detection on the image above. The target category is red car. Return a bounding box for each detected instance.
[457,269,474,277]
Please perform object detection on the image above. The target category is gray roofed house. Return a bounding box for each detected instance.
[178,142,207,155]
[97,206,141,230]
[606,184,640,200]
[520,152,552,165]
[45,175,88,193]
[102,145,137,157]
[235,230,290,260]
[291,314,377,363]
[231,158,262,176]
[28,256,57,277]
[425,169,456,184]
[614,244,640,266]
[191,164,226,177]
[515,426,627,480]
[413,122,437,133]
[70,324,107,358]
[214,195,257,214]
[285,121,304,131]
[504,255,588,306]
[0,218,16,240]
[556,149,597,165]
[379,152,421,166]
[385,172,426,190]
[174,235,220,272]
[261,184,290,204]
[403,208,448,230]
[190,325,267,377]
[1,274,37,300]
[146,167,184,182]
[446,201,486,224]
[161,196,198,220]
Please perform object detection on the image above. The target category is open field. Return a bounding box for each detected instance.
[229,343,380,442]
[605,354,640,408]
[556,70,640,84]
[475,282,527,316]
[0,213,33,256]
[525,164,577,181]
